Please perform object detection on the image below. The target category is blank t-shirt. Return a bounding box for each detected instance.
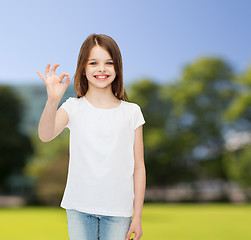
[59,96,146,217]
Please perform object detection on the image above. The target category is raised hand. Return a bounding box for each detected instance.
[37,63,70,103]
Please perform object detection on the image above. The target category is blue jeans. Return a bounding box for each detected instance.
[66,209,132,240]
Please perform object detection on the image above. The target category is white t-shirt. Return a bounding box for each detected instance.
[59,96,146,217]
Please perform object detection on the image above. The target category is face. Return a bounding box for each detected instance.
[85,45,116,89]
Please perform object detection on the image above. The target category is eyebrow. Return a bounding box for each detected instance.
[88,58,113,61]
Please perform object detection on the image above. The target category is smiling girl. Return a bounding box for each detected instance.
[37,33,146,240]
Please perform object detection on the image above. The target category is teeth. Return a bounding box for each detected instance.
[95,75,108,78]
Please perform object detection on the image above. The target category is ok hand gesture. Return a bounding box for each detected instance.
[37,63,70,103]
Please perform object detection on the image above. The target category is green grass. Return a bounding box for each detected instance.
[0,203,251,239]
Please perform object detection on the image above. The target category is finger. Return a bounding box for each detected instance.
[125,231,132,240]
[134,231,142,240]
[58,72,69,82]
[64,75,70,86]
[127,231,137,240]
[134,235,140,240]
[45,63,51,78]
[62,75,70,89]
[37,71,46,83]
[51,64,60,76]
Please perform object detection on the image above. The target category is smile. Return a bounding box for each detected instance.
[94,75,110,80]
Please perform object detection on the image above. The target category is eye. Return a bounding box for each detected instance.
[90,62,96,65]
[107,62,113,65]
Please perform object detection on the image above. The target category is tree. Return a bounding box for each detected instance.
[128,57,239,187]
[222,147,251,200]
[23,129,69,205]
[0,85,33,194]
[222,63,251,195]
[223,64,251,122]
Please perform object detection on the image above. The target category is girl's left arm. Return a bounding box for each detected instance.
[126,125,145,240]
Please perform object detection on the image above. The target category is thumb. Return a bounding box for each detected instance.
[125,228,134,240]
[64,75,70,88]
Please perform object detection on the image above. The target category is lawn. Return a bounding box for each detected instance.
[0,203,250,240]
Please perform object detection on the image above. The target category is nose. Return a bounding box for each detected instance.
[98,63,106,72]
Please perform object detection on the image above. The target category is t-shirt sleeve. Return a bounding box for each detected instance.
[59,97,76,129]
[134,104,146,130]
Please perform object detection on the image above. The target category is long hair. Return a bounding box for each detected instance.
[73,33,129,101]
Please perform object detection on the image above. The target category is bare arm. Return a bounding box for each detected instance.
[37,63,70,142]
[133,125,146,220]
[38,100,69,142]
[126,125,145,240]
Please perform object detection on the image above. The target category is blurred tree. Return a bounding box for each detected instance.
[128,58,239,187]
[222,147,251,199]
[0,85,33,194]
[223,64,251,123]
[23,129,69,205]
[163,57,237,182]
[222,63,251,194]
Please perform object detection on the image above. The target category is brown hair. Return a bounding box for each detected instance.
[73,33,129,101]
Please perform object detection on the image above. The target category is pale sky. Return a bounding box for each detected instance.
[0,0,250,86]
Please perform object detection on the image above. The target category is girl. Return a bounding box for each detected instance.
[37,33,146,240]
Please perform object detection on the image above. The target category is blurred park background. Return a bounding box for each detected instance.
[1,0,251,239]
